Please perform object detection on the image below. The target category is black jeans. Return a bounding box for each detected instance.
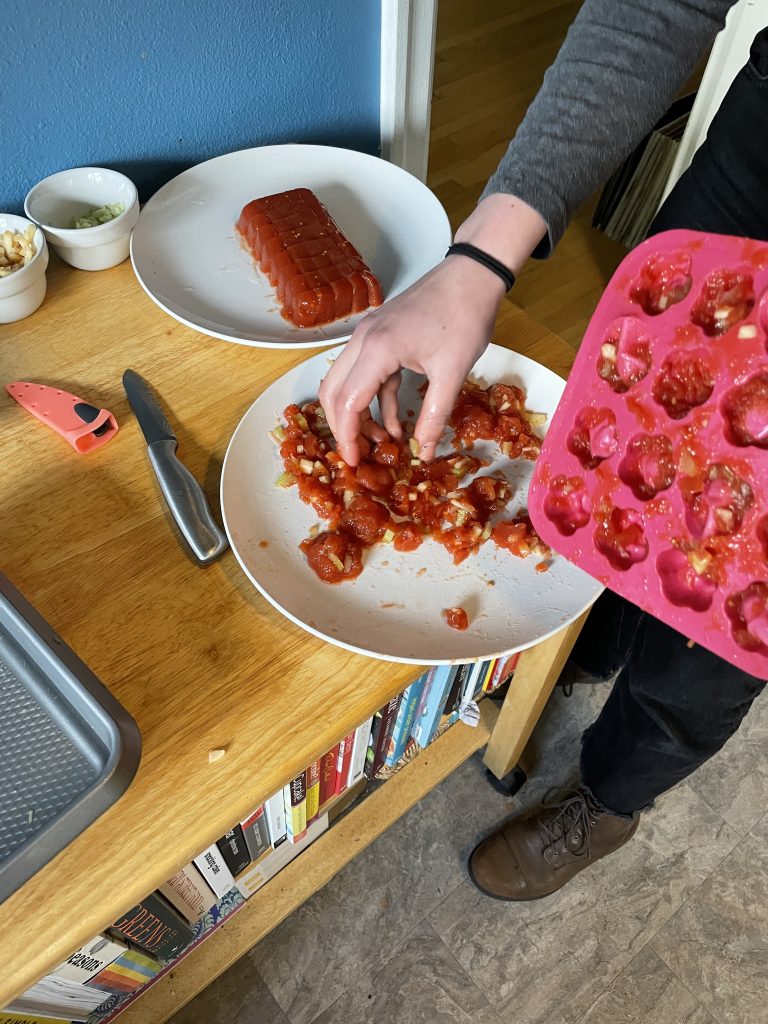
[576,29,768,816]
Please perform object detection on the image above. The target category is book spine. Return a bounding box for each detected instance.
[319,745,339,807]
[385,675,426,765]
[443,666,465,714]
[265,790,287,848]
[193,844,235,899]
[487,652,520,694]
[49,934,124,983]
[335,732,355,795]
[409,669,434,734]
[480,658,498,693]
[158,863,217,924]
[240,806,271,863]
[216,825,251,876]
[412,665,455,748]
[111,892,194,962]
[306,760,321,824]
[347,718,373,789]
[459,661,485,707]
[366,695,400,778]
[284,771,308,843]
[235,814,329,900]
[85,945,162,995]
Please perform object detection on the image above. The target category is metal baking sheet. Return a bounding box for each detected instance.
[0,573,141,904]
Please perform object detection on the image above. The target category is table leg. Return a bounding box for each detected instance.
[483,610,590,781]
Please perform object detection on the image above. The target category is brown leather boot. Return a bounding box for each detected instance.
[468,787,640,901]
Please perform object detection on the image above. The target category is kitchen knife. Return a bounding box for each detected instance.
[122,369,229,565]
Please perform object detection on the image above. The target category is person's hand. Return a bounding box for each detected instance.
[318,193,547,466]
[319,258,505,465]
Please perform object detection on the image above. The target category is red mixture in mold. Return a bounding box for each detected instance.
[597,318,653,393]
[618,434,676,501]
[567,407,618,469]
[722,371,768,448]
[274,380,550,591]
[690,268,754,336]
[629,250,692,316]
[652,349,715,420]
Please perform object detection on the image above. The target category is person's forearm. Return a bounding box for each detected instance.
[481,0,736,257]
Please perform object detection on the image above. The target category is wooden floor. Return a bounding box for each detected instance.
[428,0,627,350]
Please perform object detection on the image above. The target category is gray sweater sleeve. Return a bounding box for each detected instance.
[481,0,736,257]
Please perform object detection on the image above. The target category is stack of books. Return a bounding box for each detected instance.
[593,93,694,249]
[2,653,520,1024]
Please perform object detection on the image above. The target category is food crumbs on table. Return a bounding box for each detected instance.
[444,606,469,631]
[259,540,269,548]
[208,748,227,764]
[381,601,405,609]
[487,579,496,587]
[416,567,427,577]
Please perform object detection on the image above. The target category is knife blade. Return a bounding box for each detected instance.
[123,369,229,565]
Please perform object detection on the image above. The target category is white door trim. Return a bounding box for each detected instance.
[380,0,438,181]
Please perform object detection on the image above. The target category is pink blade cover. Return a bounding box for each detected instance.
[5,381,118,453]
[528,229,768,678]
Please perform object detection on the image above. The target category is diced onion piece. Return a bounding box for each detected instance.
[688,550,711,574]
[480,524,492,542]
[299,458,314,475]
[294,413,309,431]
[308,524,320,539]
[269,425,286,444]
[713,306,731,320]
[275,471,296,488]
[343,489,354,508]
[523,411,547,427]
[409,437,420,458]
[738,324,758,339]
[319,475,330,483]
[411,459,421,466]
[498,400,511,412]
[328,553,345,572]
[382,528,395,544]
[601,343,617,360]
[408,492,417,501]
[455,511,468,527]
[416,481,430,492]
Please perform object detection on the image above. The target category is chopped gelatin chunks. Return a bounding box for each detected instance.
[630,251,692,316]
[652,349,714,420]
[690,268,754,336]
[236,188,383,328]
[444,607,469,631]
[597,318,652,393]
[492,515,550,559]
[722,371,768,448]
[300,531,364,583]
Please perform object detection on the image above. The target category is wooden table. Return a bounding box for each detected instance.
[0,256,584,1017]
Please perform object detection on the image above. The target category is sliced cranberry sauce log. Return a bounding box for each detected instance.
[236,188,384,328]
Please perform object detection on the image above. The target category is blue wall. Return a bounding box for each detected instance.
[4,0,381,212]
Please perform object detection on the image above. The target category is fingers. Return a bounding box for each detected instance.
[361,411,390,445]
[318,329,366,445]
[413,377,455,462]
[378,371,403,440]
[333,347,400,465]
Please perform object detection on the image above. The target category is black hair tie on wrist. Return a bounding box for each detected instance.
[445,242,516,292]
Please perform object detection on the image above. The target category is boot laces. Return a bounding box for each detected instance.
[540,789,594,859]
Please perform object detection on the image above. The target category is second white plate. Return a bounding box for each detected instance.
[130,144,451,348]
[221,343,602,664]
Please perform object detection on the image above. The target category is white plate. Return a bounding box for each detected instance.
[130,144,451,348]
[221,344,602,663]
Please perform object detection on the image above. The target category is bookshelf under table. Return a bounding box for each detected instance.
[0,260,586,1016]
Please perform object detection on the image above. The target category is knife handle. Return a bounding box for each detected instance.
[147,439,229,565]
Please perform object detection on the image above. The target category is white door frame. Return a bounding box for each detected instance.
[380,0,438,181]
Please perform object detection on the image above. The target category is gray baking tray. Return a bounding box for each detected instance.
[0,572,141,904]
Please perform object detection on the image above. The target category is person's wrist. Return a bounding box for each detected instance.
[454,193,547,277]
[442,250,507,305]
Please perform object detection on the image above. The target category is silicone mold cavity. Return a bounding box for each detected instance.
[726,582,768,653]
[597,318,653,394]
[543,475,592,536]
[657,548,717,612]
[629,250,692,316]
[567,407,618,469]
[683,463,753,540]
[722,371,768,448]
[618,434,676,500]
[594,506,648,570]
[652,349,714,420]
[690,268,755,336]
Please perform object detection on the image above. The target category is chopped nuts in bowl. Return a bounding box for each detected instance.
[0,214,49,323]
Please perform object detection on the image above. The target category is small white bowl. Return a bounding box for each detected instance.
[0,214,49,323]
[24,167,139,271]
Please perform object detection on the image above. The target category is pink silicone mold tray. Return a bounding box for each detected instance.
[529,229,768,678]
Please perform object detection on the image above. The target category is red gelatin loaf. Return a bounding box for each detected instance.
[236,188,384,328]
